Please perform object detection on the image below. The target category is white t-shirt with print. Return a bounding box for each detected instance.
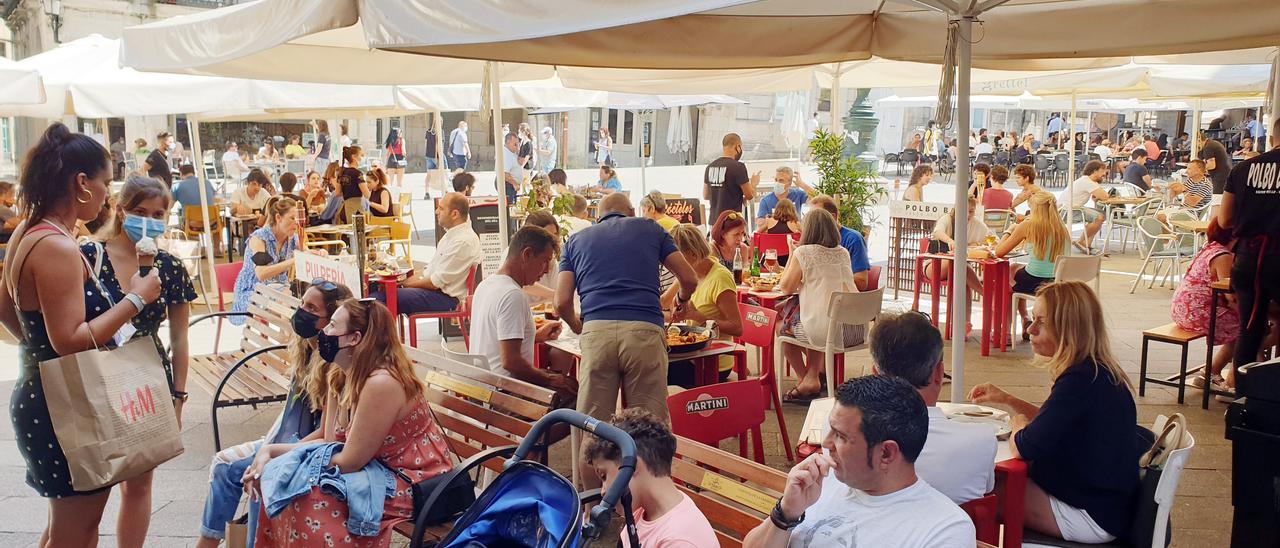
[786,475,976,548]
[469,274,534,374]
[1063,175,1100,208]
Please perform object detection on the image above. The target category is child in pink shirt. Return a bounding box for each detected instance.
[585,409,719,548]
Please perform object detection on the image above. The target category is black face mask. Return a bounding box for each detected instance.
[317,332,343,363]
[734,148,743,161]
[291,308,322,339]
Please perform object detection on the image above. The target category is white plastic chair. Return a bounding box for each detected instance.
[438,338,488,370]
[285,158,306,177]
[1010,255,1102,347]
[774,288,883,398]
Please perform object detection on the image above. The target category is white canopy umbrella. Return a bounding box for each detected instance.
[607,93,743,110]
[0,57,46,105]
[666,106,693,157]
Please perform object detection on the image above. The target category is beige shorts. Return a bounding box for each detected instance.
[576,320,670,424]
[1049,495,1116,544]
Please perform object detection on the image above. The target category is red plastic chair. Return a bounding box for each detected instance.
[211,261,243,353]
[961,494,1000,546]
[995,459,1027,548]
[866,265,882,291]
[667,379,769,464]
[406,265,479,349]
[752,232,792,261]
[735,303,793,462]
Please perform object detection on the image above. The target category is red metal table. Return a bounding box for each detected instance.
[912,253,1011,356]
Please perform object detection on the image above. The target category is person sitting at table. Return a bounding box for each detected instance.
[547,168,570,196]
[923,196,989,336]
[1063,160,1111,252]
[1236,137,1259,160]
[1142,135,1163,167]
[808,195,871,290]
[451,171,476,196]
[982,165,1015,211]
[994,192,1070,338]
[563,194,594,235]
[1123,148,1153,192]
[283,134,306,159]
[756,166,813,223]
[743,375,975,548]
[230,168,271,221]
[277,172,300,201]
[470,225,577,399]
[709,209,752,272]
[1009,164,1044,212]
[778,209,863,402]
[1161,160,1213,223]
[869,312,997,504]
[1170,219,1242,398]
[314,164,344,224]
[172,164,223,255]
[376,192,479,315]
[640,191,679,232]
[660,223,743,388]
[974,135,995,156]
[221,141,250,181]
[902,164,932,202]
[256,139,279,165]
[904,133,922,151]
[586,408,719,548]
[756,198,801,235]
[966,162,991,203]
[365,167,395,218]
[1014,134,1036,164]
[594,165,622,194]
[298,170,328,212]
[1093,138,1113,162]
[230,196,309,325]
[970,281,1145,544]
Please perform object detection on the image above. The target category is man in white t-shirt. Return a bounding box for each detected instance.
[743,376,976,548]
[1061,160,1111,253]
[974,136,995,156]
[470,226,577,398]
[870,312,997,504]
[562,194,594,236]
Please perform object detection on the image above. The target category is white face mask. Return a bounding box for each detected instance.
[774,183,787,196]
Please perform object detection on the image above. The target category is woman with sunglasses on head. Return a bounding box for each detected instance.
[230,196,316,325]
[78,175,198,546]
[250,298,455,547]
[0,123,163,547]
[710,209,752,273]
[194,280,353,548]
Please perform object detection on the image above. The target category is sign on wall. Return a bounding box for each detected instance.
[888,200,956,221]
[666,197,704,226]
[296,252,364,298]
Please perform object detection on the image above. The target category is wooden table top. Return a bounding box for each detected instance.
[1100,196,1148,205]
[1170,219,1210,233]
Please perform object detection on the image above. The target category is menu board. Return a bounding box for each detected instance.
[666,197,704,226]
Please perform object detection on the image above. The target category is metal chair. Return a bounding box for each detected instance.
[975,152,994,166]
[1034,154,1056,188]
[897,149,920,176]
[1106,198,1158,255]
[1053,154,1071,186]
[285,158,305,177]
[1129,216,1187,293]
[994,150,1011,167]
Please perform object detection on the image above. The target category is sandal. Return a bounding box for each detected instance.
[783,387,821,404]
[1021,318,1032,341]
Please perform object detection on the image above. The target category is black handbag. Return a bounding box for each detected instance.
[389,464,476,526]
[926,239,951,254]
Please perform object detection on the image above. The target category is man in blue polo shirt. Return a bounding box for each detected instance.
[556,192,699,425]
[811,195,873,290]
[756,166,814,222]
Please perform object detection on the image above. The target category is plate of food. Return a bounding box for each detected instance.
[748,276,778,292]
[665,324,711,354]
[530,302,559,320]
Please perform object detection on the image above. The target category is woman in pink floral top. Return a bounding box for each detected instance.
[247,299,453,547]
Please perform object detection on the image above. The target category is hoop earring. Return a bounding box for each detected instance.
[76,186,92,204]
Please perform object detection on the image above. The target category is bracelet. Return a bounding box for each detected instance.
[172,391,189,402]
[123,293,146,313]
[770,500,804,530]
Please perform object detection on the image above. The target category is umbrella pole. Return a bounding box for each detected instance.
[188,120,218,308]
[640,110,648,197]
[1192,99,1201,161]
[1066,91,1077,257]
[830,63,843,136]
[490,61,510,243]
[950,14,973,404]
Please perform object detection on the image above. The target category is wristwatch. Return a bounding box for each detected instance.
[172,390,189,403]
[770,500,804,530]
[123,293,146,313]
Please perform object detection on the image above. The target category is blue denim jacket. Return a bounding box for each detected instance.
[260,442,397,537]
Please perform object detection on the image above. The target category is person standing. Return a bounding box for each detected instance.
[110,136,127,180]
[538,126,558,173]
[517,122,535,171]
[423,123,439,170]
[555,192,699,425]
[502,132,523,205]
[595,127,614,167]
[704,133,760,221]
[310,120,331,175]
[448,120,471,170]
[383,127,406,188]
[1198,131,1233,194]
[0,122,162,547]
[1219,117,1280,376]
[81,175,198,547]
[144,131,173,188]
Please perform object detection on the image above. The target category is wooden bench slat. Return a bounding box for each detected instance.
[424,376,546,429]
[430,404,519,451]
[676,437,787,493]
[408,347,557,406]
[679,487,763,544]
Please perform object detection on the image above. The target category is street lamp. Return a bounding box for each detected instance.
[43,0,63,44]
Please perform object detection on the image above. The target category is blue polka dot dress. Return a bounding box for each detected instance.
[79,245,197,337]
[10,279,115,498]
[230,227,297,326]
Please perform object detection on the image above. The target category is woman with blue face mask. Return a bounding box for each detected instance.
[79,174,197,547]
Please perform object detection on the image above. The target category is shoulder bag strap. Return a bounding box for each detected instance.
[6,225,73,310]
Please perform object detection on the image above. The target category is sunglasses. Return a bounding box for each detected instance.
[310,278,339,291]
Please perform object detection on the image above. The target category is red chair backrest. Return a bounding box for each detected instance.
[736,303,777,348]
[214,261,243,310]
[867,265,882,291]
[667,379,766,448]
[959,494,1000,546]
[753,233,791,258]
[918,236,930,253]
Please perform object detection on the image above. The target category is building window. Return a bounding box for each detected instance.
[622,111,635,145]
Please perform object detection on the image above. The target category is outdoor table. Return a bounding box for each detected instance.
[371,269,412,318]
[225,213,259,261]
[543,333,742,387]
[912,253,1012,356]
[736,285,786,309]
[1170,218,1210,250]
[1098,196,1148,255]
[1202,277,1235,409]
[800,398,1013,461]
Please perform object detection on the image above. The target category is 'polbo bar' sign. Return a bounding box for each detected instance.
[889,200,956,221]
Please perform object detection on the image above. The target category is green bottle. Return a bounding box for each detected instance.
[750,248,761,277]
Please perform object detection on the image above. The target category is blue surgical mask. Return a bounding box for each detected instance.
[122,214,166,244]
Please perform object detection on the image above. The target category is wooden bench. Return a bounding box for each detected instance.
[188,285,298,450]
[393,346,560,546]
[671,436,787,548]
[1139,322,1205,404]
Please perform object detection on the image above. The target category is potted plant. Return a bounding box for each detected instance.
[808,128,885,236]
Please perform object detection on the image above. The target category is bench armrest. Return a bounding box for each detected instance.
[212,344,289,405]
[190,311,253,328]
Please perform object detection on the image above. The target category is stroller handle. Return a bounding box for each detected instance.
[509,409,638,541]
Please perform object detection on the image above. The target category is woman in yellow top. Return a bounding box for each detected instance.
[640,190,679,232]
[660,223,743,388]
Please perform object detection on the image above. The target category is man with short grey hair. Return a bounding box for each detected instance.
[755,166,814,222]
[869,312,997,504]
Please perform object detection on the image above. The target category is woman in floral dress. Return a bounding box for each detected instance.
[247,298,454,547]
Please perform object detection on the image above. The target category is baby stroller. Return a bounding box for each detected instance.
[415,409,642,548]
